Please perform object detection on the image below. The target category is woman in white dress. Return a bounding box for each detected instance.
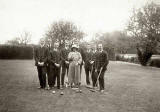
[68,44,82,91]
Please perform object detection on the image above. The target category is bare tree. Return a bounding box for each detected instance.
[18,31,32,45]
[92,31,134,54]
[6,31,32,46]
[45,20,85,48]
[6,37,20,45]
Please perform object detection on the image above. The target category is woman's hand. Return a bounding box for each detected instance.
[75,62,79,66]
[78,61,81,65]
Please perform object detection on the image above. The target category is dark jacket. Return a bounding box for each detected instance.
[91,51,98,68]
[78,48,85,64]
[84,51,93,67]
[34,46,49,66]
[95,51,109,71]
[60,48,70,67]
[48,50,61,68]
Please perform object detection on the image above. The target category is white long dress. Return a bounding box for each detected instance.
[68,51,82,84]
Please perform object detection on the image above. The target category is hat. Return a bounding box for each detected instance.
[71,44,78,48]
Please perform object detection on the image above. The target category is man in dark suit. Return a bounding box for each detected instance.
[84,44,93,86]
[60,41,70,88]
[34,38,48,89]
[95,44,109,93]
[90,45,98,88]
[45,40,52,90]
[48,42,61,89]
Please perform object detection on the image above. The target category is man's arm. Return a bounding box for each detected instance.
[102,51,109,69]
[48,51,55,64]
[43,48,49,63]
[54,51,61,67]
[60,49,65,61]
[83,51,87,63]
[57,51,61,64]
[34,47,39,65]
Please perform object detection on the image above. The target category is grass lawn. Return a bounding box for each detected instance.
[0,60,160,112]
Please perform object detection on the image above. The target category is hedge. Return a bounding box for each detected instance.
[148,58,160,68]
[0,45,33,59]
[116,54,160,68]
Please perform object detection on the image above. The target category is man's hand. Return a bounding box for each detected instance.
[95,69,97,73]
[90,61,94,64]
[75,62,79,66]
[65,61,69,64]
[38,62,44,66]
[38,62,41,65]
[55,63,60,67]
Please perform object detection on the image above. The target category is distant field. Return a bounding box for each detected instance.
[0,60,160,112]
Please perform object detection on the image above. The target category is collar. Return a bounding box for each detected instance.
[99,50,103,53]
[54,48,58,51]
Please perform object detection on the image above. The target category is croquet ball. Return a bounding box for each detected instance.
[79,90,82,93]
[60,92,64,95]
[52,91,56,94]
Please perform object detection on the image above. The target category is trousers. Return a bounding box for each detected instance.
[37,66,46,88]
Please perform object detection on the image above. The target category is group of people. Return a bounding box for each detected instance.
[34,38,109,93]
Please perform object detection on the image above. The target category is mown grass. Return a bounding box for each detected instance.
[0,60,160,112]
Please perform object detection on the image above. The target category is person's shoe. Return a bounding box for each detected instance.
[93,87,97,90]
[100,90,104,93]
[37,86,42,89]
[60,85,65,90]
[86,85,92,88]
[44,87,47,90]
[76,89,82,93]
[60,87,64,90]
[47,87,51,90]
[50,86,55,89]
[65,83,68,88]
[90,88,96,92]
[72,87,79,90]
[60,91,64,95]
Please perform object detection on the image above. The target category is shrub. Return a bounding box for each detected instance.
[137,48,152,66]
[0,45,33,59]
[116,55,121,61]
[149,59,160,68]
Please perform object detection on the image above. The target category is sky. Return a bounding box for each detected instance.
[0,0,154,44]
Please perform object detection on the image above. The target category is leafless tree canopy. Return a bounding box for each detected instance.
[44,21,85,48]
[6,31,31,46]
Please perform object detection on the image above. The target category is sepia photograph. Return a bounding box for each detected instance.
[0,0,160,112]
